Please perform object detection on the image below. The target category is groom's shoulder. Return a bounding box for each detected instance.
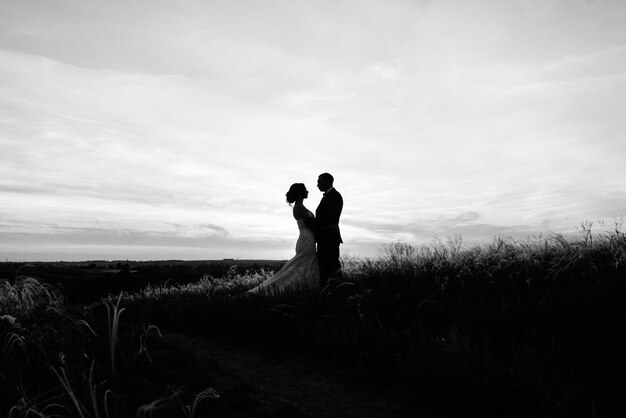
[330,188,343,202]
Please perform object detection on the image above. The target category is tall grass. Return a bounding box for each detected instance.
[105,294,125,382]
[0,276,64,320]
[3,221,626,417]
[103,220,626,416]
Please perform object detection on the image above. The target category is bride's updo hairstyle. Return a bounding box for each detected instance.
[286,183,306,205]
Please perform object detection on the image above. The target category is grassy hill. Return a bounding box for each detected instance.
[2,223,626,417]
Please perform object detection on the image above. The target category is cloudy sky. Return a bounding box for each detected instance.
[1,0,625,261]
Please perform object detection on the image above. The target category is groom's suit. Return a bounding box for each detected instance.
[315,187,343,285]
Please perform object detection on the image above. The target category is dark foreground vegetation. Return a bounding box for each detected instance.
[2,221,626,417]
[0,260,284,304]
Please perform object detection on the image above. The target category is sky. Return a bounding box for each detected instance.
[1,0,625,261]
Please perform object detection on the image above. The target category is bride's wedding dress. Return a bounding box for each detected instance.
[248,213,320,294]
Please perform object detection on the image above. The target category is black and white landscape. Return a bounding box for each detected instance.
[2,1,626,416]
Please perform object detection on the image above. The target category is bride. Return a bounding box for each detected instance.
[247,183,320,294]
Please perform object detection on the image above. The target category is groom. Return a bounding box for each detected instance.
[314,172,343,286]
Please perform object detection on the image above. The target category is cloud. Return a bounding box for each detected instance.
[1,0,626,261]
[0,223,275,262]
[0,231,292,262]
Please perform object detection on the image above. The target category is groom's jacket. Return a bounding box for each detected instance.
[315,188,343,244]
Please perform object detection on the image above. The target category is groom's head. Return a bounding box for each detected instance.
[317,173,334,192]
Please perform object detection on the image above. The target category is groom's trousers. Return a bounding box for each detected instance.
[318,241,341,285]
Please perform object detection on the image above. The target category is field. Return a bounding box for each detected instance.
[2,221,626,417]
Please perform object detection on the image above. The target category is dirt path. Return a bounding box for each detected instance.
[162,332,449,418]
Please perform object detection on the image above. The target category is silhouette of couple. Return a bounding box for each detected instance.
[248,173,343,294]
